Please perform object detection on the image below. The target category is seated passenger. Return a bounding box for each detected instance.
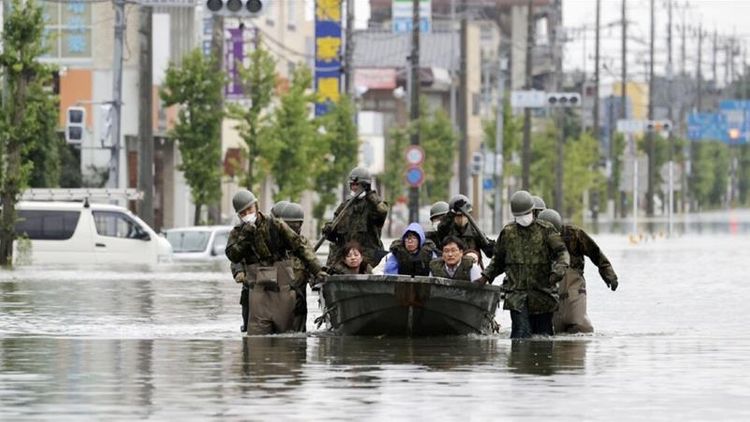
[330,241,373,275]
[429,236,482,282]
[383,222,437,276]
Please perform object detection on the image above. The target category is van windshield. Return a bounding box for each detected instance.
[166,231,211,253]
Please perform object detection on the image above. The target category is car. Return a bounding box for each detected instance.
[13,200,173,266]
[164,225,232,262]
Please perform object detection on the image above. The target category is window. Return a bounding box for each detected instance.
[42,0,93,60]
[166,230,211,253]
[15,210,81,240]
[266,0,276,26]
[212,231,229,251]
[287,0,297,29]
[92,211,145,239]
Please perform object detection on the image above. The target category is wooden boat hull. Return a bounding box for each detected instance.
[319,275,503,336]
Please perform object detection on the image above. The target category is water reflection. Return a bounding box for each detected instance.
[239,336,307,394]
[507,339,588,376]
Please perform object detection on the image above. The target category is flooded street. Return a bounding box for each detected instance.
[1,234,749,420]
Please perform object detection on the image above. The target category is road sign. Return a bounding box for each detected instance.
[616,119,644,134]
[483,178,495,190]
[510,90,547,108]
[405,166,425,187]
[405,145,425,166]
[687,113,728,142]
[392,0,431,34]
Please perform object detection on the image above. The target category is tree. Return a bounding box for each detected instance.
[0,0,58,265]
[266,66,321,201]
[482,99,524,186]
[228,46,276,192]
[420,107,457,204]
[314,95,358,228]
[160,49,224,225]
[562,132,602,222]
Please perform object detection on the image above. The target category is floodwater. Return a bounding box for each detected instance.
[1,232,750,420]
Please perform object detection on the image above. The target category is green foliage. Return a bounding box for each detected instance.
[528,123,556,203]
[563,132,602,222]
[0,0,58,265]
[382,124,409,206]
[228,46,277,191]
[420,106,457,204]
[266,66,321,201]
[314,95,358,226]
[160,49,224,223]
[690,140,730,208]
[482,99,523,180]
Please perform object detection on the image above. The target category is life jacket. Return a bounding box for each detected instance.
[390,242,434,276]
[429,257,474,281]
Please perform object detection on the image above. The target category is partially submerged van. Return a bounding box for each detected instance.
[13,200,172,265]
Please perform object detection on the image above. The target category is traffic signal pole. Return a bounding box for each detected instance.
[409,0,420,223]
[109,0,126,190]
[138,4,154,226]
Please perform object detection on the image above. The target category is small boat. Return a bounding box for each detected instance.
[318,274,504,336]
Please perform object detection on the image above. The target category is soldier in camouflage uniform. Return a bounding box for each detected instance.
[322,167,389,267]
[537,209,619,334]
[531,195,546,218]
[436,194,495,259]
[226,190,326,335]
[276,202,315,332]
[477,190,570,339]
[425,201,449,246]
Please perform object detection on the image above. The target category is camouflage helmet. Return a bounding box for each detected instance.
[429,201,450,220]
[348,166,372,186]
[449,194,472,214]
[281,202,304,222]
[537,209,562,232]
[510,190,534,217]
[532,195,547,211]
[232,189,258,214]
[270,200,290,218]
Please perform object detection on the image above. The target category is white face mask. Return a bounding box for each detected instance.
[516,213,534,227]
[241,212,257,225]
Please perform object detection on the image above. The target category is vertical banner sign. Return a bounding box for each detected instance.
[225,27,244,99]
[315,0,342,116]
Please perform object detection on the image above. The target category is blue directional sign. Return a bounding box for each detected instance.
[687,113,727,142]
[405,166,425,187]
[483,178,495,190]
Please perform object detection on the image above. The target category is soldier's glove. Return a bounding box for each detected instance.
[365,190,380,203]
[241,222,256,234]
[607,279,619,291]
[311,271,329,291]
[234,272,246,284]
[452,198,467,212]
[549,273,563,287]
[475,275,490,286]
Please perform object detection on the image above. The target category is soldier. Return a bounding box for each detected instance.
[383,222,437,276]
[322,167,389,267]
[225,190,326,335]
[436,194,495,259]
[537,208,619,334]
[277,202,315,333]
[477,190,570,339]
[425,201,449,246]
[429,236,482,281]
[531,195,546,218]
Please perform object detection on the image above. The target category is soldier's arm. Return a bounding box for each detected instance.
[579,228,618,284]
[481,230,506,282]
[547,228,570,284]
[478,232,496,258]
[366,190,389,225]
[436,213,454,240]
[225,226,248,263]
[278,220,322,275]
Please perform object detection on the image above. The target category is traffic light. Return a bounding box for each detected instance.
[66,106,85,145]
[470,152,484,176]
[645,120,673,133]
[205,0,263,16]
[546,92,581,107]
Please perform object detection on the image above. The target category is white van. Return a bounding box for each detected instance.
[13,200,173,265]
[165,225,232,262]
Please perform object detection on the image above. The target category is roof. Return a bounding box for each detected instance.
[353,30,458,70]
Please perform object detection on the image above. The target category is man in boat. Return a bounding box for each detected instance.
[277,202,315,332]
[322,167,389,268]
[225,190,326,335]
[537,208,619,334]
[436,194,495,260]
[383,222,438,276]
[425,201,449,246]
[429,236,482,281]
[477,190,570,339]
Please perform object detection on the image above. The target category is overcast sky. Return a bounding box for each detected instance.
[562,0,750,90]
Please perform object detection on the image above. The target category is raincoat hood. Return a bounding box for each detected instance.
[402,222,426,249]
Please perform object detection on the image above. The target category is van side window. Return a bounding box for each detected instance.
[16,210,81,240]
[92,211,145,239]
[213,231,229,250]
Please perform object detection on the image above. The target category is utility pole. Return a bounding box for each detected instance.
[713,30,718,86]
[697,24,703,112]
[553,0,564,212]
[493,55,506,233]
[521,0,534,189]
[458,0,469,195]
[667,0,674,237]
[593,0,601,142]
[409,0,421,222]
[109,0,126,190]
[680,9,686,76]
[646,0,655,218]
[344,0,355,97]
[449,0,457,133]
[209,14,224,223]
[137,5,154,227]
[619,0,627,218]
